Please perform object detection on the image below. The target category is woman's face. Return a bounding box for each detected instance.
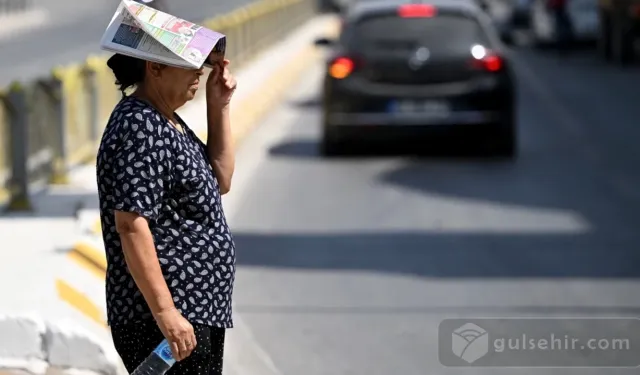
[150,63,204,108]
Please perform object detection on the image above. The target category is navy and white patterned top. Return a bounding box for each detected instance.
[96,96,235,329]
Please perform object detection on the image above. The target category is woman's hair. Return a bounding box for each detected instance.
[106,54,146,94]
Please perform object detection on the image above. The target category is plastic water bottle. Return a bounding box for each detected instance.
[131,339,176,375]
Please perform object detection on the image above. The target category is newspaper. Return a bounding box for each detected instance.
[100,0,226,69]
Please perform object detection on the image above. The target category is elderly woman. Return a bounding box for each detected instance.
[96,49,237,375]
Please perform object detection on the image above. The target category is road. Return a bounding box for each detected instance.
[223,46,640,375]
[0,0,260,87]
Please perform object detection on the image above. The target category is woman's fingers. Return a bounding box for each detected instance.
[177,337,189,360]
[226,76,236,89]
[170,341,182,361]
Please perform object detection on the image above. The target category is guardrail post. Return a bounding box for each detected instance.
[84,65,100,144]
[48,75,69,185]
[5,84,32,212]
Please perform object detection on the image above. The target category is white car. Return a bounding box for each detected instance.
[529,0,600,45]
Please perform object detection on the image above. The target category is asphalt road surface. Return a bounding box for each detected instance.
[223,46,640,375]
[0,0,259,87]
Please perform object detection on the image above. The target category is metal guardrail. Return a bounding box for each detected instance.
[0,0,316,211]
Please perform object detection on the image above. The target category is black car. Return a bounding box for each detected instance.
[314,0,517,157]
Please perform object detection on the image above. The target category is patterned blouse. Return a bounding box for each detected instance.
[96,96,235,328]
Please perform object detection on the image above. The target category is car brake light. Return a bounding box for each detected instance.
[398,4,437,17]
[480,55,503,71]
[470,45,504,72]
[329,57,355,79]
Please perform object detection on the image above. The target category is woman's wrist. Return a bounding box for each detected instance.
[206,99,230,114]
[152,304,178,320]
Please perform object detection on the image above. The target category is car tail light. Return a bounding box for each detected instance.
[477,55,504,72]
[398,4,437,17]
[329,57,356,79]
[470,45,504,72]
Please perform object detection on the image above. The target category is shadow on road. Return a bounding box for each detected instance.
[288,97,321,109]
[234,229,640,278]
[243,138,640,280]
[234,149,640,278]
[268,138,520,159]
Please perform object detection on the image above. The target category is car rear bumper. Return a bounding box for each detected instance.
[326,111,501,127]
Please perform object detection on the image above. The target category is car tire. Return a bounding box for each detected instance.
[494,130,517,158]
[491,117,517,159]
[320,127,346,157]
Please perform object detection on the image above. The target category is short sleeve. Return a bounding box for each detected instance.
[106,110,173,221]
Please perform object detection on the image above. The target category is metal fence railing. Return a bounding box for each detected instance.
[0,0,316,211]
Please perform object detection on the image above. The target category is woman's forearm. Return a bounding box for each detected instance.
[118,217,175,316]
[206,103,235,194]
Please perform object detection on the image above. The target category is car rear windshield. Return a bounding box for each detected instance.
[346,13,490,54]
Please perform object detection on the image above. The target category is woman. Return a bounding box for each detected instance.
[96,49,237,375]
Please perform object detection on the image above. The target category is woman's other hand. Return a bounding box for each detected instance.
[154,307,197,361]
[206,59,237,109]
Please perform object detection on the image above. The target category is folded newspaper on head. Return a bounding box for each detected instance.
[100,0,226,69]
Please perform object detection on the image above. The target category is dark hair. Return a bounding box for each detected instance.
[106,54,146,95]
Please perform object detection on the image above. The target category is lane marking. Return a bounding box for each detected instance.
[55,279,107,328]
[68,241,107,279]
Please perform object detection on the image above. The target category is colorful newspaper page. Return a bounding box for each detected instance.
[122,0,226,68]
[100,2,188,68]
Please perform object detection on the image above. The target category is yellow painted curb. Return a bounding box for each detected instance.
[0,188,9,206]
[56,279,107,328]
[92,219,102,236]
[68,241,107,279]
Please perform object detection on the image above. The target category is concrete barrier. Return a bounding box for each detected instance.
[0,315,123,375]
[0,0,317,212]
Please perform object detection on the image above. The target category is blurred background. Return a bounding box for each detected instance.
[0,0,639,374]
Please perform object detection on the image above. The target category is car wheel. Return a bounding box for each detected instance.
[494,131,517,158]
[320,127,346,157]
[490,117,517,159]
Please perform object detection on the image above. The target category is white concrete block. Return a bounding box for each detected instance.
[46,368,105,375]
[44,322,119,375]
[0,314,48,375]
